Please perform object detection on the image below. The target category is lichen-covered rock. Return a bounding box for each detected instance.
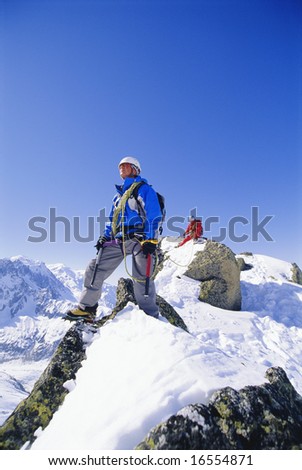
[156,295,188,331]
[0,325,87,450]
[114,278,188,331]
[291,263,302,285]
[113,277,136,314]
[136,367,302,450]
[184,241,241,310]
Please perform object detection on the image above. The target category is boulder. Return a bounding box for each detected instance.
[184,241,241,310]
[136,366,302,450]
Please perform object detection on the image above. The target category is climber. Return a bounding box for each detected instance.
[178,215,203,247]
[66,156,162,320]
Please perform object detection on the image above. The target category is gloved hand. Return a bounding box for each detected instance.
[141,240,158,256]
[95,235,109,252]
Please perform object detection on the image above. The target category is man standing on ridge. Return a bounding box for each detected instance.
[66,156,162,320]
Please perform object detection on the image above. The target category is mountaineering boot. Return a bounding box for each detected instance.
[65,304,98,321]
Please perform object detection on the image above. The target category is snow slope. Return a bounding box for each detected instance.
[31,239,302,450]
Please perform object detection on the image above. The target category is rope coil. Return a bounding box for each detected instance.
[120,192,158,283]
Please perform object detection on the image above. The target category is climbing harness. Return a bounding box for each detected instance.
[112,182,159,284]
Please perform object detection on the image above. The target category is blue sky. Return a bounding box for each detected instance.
[1,0,301,274]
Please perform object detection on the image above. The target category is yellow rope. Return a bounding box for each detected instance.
[166,239,195,268]
[111,182,142,237]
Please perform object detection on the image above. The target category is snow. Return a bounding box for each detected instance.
[29,239,302,450]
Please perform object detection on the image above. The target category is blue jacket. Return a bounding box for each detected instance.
[104,176,162,240]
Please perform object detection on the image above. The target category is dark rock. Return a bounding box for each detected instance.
[136,366,302,450]
[156,295,188,332]
[291,263,302,285]
[184,241,241,310]
[113,278,136,314]
[112,278,188,331]
[236,257,253,272]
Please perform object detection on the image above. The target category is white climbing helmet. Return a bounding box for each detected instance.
[118,156,141,174]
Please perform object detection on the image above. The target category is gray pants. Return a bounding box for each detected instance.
[79,240,159,318]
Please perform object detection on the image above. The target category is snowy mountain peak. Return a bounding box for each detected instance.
[10,255,45,267]
[47,263,84,300]
[0,257,76,326]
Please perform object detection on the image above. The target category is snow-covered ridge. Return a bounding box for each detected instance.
[238,253,302,328]
[1,242,301,445]
[238,253,293,284]
[29,240,302,450]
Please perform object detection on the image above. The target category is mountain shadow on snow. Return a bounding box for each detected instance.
[241,281,302,328]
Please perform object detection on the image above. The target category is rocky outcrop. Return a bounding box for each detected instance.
[0,325,87,450]
[113,277,137,314]
[136,367,302,450]
[156,295,187,331]
[291,263,302,285]
[184,241,241,310]
[113,278,188,331]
